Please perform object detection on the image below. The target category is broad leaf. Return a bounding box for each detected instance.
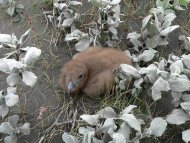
[119,114,141,131]
[162,13,176,29]
[182,94,190,102]
[185,40,190,52]
[182,129,190,143]
[148,19,160,34]
[166,109,190,125]
[127,32,141,39]
[148,117,167,137]
[129,38,142,51]
[19,29,31,45]
[171,91,181,107]
[120,64,141,78]
[83,128,95,143]
[79,127,95,136]
[97,107,116,118]
[137,48,157,62]
[75,39,90,52]
[80,114,99,125]
[180,101,190,114]
[109,26,117,35]
[117,123,131,140]
[70,1,82,5]
[5,93,19,107]
[18,123,30,135]
[7,6,15,16]
[141,15,152,30]
[7,87,17,95]
[182,54,190,69]
[62,18,73,27]
[146,37,158,48]
[0,34,13,44]
[121,105,137,115]
[157,36,169,46]
[98,118,116,133]
[112,133,126,143]
[170,60,183,73]
[151,77,170,101]
[110,0,121,5]
[160,25,180,36]
[146,72,158,83]
[8,115,19,128]
[134,78,143,89]
[62,133,79,143]
[0,122,15,134]
[4,135,17,143]
[0,59,25,74]
[6,73,20,87]
[0,105,9,118]
[22,71,37,87]
[169,77,190,92]
[23,47,41,66]
[65,30,88,41]
[54,3,67,9]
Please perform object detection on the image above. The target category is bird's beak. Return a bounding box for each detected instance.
[68,81,75,91]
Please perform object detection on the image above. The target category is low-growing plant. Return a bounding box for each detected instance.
[61,0,190,142]
[44,0,82,31]
[65,0,123,51]
[44,0,123,51]
[1,0,190,143]
[0,29,42,143]
[62,105,168,143]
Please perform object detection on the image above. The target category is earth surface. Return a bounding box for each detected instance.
[0,0,190,143]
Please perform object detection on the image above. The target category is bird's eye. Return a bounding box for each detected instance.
[78,74,83,79]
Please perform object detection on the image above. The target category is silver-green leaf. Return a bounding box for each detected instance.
[148,117,167,137]
[4,135,17,143]
[6,73,20,87]
[160,25,180,36]
[18,123,30,135]
[62,133,79,143]
[75,39,90,52]
[22,71,37,87]
[23,47,41,66]
[120,64,141,79]
[0,105,9,118]
[19,29,31,45]
[0,122,15,134]
[166,109,190,125]
[5,93,19,107]
[97,107,116,118]
[80,114,99,126]
[182,129,190,143]
[151,77,170,101]
[119,114,141,132]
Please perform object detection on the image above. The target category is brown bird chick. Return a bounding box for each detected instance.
[60,47,132,97]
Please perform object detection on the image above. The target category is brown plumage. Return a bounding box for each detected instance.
[60,47,132,97]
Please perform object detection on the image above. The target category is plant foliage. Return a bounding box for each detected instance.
[0,29,41,143]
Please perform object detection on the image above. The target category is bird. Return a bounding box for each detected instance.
[60,47,132,97]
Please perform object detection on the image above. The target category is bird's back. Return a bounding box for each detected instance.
[73,47,132,75]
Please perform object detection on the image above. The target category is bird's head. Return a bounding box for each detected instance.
[60,61,88,94]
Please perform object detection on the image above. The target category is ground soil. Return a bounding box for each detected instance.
[0,0,190,143]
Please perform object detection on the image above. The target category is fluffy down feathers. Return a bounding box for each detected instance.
[60,47,132,97]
